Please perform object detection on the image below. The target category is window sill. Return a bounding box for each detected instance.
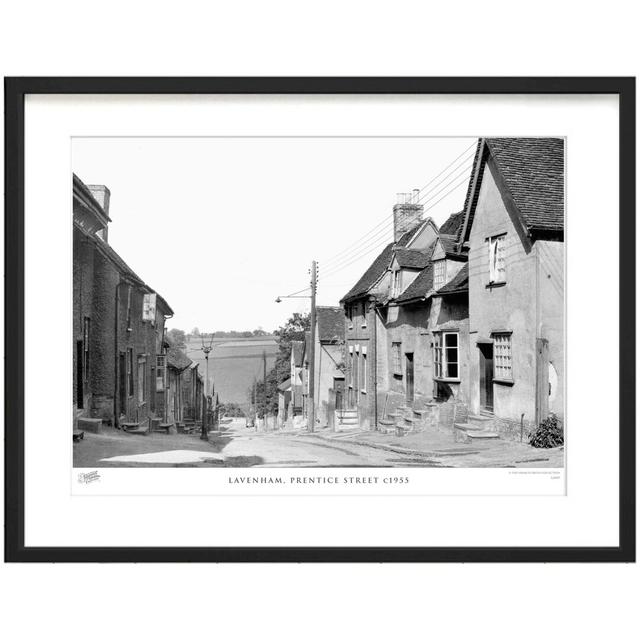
[360,390,367,394]
[361,325,367,329]
[434,377,460,384]
[493,378,514,386]
[348,325,353,330]
[393,373,403,379]
[486,281,506,289]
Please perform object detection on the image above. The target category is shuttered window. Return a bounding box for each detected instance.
[433,259,446,290]
[489,235,506,283]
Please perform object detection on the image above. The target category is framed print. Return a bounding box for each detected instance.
[4,77,635,562]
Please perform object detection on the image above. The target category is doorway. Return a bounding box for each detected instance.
[478,344,494,412]
[333,377,345,410]
[118,352,127,420]
[405,352,414,403]
[76,341,84,409]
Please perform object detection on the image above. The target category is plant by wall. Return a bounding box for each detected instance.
[529,413,564,448]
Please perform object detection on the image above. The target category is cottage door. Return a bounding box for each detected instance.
[405,353,414,403]
[76,341,84,409]
[334,378,345,410]
[118,352,126,419]
[479,344,494,412]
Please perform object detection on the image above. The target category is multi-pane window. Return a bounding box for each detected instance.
[137,357,147,403]
[493,333,513,380]
[82,317,90,381]
[392,342,402,376]
[156,355,166,391]
[361,302,367,328]
[361,353,367,392]
[489,234,506,283]
[433,259,446,290]
[433,332,459,380]
[127,349,134,397]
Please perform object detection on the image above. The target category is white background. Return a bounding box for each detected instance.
[1,2,638,640]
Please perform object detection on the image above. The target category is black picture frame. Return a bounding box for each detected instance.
[4,77,636,563]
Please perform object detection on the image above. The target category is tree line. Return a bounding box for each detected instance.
[249,312,310,418]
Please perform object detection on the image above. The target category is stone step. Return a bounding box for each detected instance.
[466,431,499,439]
[378,419,395,426]
[379,425,397,435]
[122,421,150,435]
[454,422,485,431]
[468,414,493,423]
[77,417,102,434]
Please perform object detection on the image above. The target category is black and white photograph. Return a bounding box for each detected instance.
[72,135,565,470]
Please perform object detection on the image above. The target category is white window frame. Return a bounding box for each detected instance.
[492,332,513,381]
[433,259,447,290]
[393,270,402,297]
[433,331,460,381]
[488,234,507,284]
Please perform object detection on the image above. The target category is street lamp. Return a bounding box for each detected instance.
[275,261,317,433]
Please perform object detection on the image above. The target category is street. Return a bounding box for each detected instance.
[74,418,563,468]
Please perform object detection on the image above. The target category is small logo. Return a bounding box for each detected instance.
[78,470,101,484]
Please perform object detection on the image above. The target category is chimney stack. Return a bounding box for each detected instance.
[393,191,424,242]
[87,184,111,242]
[87,184,111,217]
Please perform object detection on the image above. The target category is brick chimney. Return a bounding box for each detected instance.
[87,185,111,217]
[87,185,111,242]
[393,189,423,241]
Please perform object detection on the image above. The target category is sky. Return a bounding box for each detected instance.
[73,137,476,333]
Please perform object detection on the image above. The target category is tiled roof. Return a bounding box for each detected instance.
[394,248,430,269]
[435,263,469,295]
[167,348,192,371]
[439,211,464,235]
[395,263,433,304]
[460,138,564,242]
[316,306,344,343]
[395,220,427,247]
[439,234,462,257]
[341,219,438,303]
[340,242,395,303]
[487,137,564,233]
[291,341,304,367]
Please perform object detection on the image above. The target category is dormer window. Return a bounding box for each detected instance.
[489,234,506,284]
[433,259,446,290]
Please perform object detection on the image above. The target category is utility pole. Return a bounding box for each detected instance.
[262,349,267,429]
[308,260,317,433]
[200,335,213,440]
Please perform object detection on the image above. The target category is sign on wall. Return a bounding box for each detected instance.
[142,293,157,323]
